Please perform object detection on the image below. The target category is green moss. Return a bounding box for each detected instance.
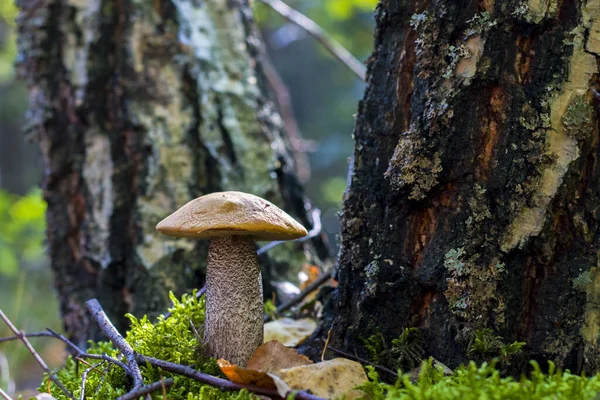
[562,95,594,141]
[355,358,600,399]
[39,291,257,399]
[360,328,425,372]
[467,328,525,365]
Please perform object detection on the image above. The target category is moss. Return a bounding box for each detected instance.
[562,95,594,141]
[356,358,600,399]
[360,328,425,372]
[39,291,257,399]
[467,328,525,365]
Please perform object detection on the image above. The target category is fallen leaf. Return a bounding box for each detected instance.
[264,318,317,346]
[248,340,312,373]
[275,358,368,399]
[217,359,275,388]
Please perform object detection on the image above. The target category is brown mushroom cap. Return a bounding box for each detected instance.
[156,191,308,241]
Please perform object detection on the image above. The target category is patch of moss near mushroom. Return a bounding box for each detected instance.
[156,191,308,367]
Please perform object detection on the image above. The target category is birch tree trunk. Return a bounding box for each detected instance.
[16,0,327,347]
[319,0,600,373]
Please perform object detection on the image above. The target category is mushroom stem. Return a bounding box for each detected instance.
[204,235,264,367]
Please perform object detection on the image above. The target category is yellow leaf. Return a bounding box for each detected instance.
[247,340,312,373]
[275,358,368,399]
[264,318,317,347]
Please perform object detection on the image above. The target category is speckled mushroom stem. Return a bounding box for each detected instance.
[204,235,263,367]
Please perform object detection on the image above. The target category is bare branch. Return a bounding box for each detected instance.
[259,0,366,81]
[85,300,144,390]
[80,361,105,400]
[116,378,174,400]
[135,354,324,400]
[0,331,54,344]
[324,343,398,377]
[264,269,332,322]
[258,208,322,255]
[45,329,131,376]
[0,310,74,399]
[0,387,13,400]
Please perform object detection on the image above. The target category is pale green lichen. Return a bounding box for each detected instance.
[574,270,593,291]
[444,250,507,339]
[562,95,594,141]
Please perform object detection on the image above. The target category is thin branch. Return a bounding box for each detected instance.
[85,300,144,390]
[259,0,366,81]
[258,208,322,255]
[45,329,131,376]
[324,344,398,377]
[0,387,13,400]
[80,362,105,400]
[0,331,54,344]
[135,354,324,400]
[0,310,74,399]
[116,378,174,400]
[264,269,332,322]
[260,40,312,182]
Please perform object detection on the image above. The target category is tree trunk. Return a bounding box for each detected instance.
[318,0,600,373]
[17,0,328,348]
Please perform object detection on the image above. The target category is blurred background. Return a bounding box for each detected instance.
[0,0,376,394]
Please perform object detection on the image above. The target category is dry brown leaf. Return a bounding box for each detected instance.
[263,318,317,347]
[247,340,312,373]
[216,359,275,388]
[274,358,368,399]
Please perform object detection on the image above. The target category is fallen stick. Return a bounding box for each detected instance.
[116,378,174,400]
[0,310,74,399]
[85,299,144,390]
[264,270,332,322]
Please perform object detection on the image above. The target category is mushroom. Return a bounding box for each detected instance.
[156,191,307,366]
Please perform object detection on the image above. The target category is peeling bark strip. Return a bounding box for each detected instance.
[17,0,328,345]
[316,0,600,373]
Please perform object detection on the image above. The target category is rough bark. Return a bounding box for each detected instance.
[16,0,328,347]
[317,0,600,373]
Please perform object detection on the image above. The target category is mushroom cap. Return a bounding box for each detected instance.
[156,191,308,241]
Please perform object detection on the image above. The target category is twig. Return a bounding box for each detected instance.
[324,344,398,377]
[80,361,105,400]
[258,208,322,255]
[264,269,332,322]
[0,310,74,399]
[260,37,312,182]
[0,387,13,400]
[115,378,174,400]
[45,329,131,376]
[321,329,331,362]
[259,0,366,81]
[135,354,324,400]
[85,300,144,390]
[0,331,54,344]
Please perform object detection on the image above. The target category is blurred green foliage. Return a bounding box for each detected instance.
[0,0,18,81]
[0,190,46,277]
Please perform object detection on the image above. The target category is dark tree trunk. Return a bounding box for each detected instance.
[17,0,328,348]
[318,0,600,373]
